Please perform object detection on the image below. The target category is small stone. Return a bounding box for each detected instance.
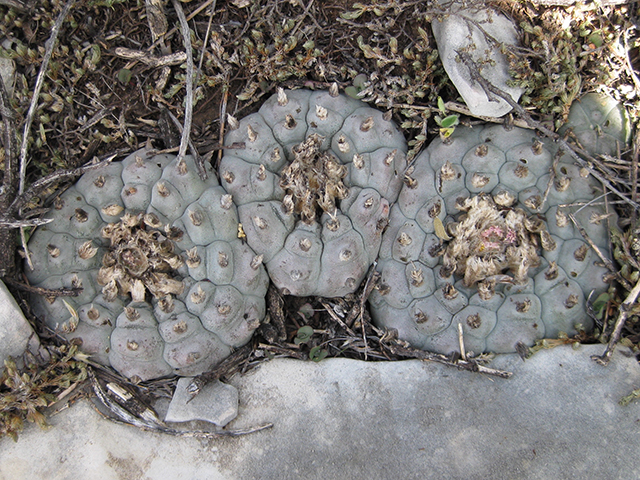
[431,5,523,117]
[0,280,47,366]
[164,377,239,427]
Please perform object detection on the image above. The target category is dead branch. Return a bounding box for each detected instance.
[592,277,640,366]
[10,153,118,216]
[113,48,187,67]
[0,218,53,228]
[383,341,513,378]
[165,110,206,177]
[4,276,83,297]
[186,343,254,399]
[0,71,18,276]
[568,212,632,291]
[171,0,202,179]
[89,367,273,437]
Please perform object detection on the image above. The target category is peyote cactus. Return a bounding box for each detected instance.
[219,87,407,297]
[370,124,613,355]
[25,86,620,377]
[559,92,631,157]
[26,149,269,381]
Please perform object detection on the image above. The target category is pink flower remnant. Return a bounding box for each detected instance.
[479,225,516,251]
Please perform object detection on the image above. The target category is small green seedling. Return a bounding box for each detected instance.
[294,326,314,345]
[434,97,459,140]
[309,345,328,362]
[591,292,610,320]
[117,68,132,85]
[345,73,369,99]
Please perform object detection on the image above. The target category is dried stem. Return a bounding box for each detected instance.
[10,153,118,216]
[458,51,639,211]
[89,368,272,437]
[392,101,533,129]
[631,129,639,222]
[196,0,217,76]
[457,322,467,361]
[0,218,53,228]
[171,0,202,179]
[592,277,640,366]
[147,0,216,53]
[3,277,83,297]
[218,82,230,167]
[321,300,357,337]
[165,110,205,177]
[567,212,630,290]
[18,0,75,196]
[383,341,513,379]
[113,48,186,67]
[186,343,253,399]
[0,72,18,276]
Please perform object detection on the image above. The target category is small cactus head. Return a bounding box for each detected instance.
[560,92,631,157]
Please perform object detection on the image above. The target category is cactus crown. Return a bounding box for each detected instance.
[97,213,185,303]
[279,133,348,224]
[440,194,555,298]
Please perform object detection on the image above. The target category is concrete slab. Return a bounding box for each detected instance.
[1,345,639,480]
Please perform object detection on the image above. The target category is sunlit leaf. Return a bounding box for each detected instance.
[439,114,459,129]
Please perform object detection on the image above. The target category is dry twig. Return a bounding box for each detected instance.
[89,367,272,437]
[171,0,203,179]
[458,51,639,211]
[592,278,640,366]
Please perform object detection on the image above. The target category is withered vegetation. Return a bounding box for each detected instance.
[1,0,640,437]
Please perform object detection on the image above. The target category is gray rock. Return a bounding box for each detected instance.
[1,345,640,480]
[165,377,238,427]
[0,280,45,367]
[432,6,523,117]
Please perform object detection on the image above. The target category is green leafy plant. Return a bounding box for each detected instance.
[117,68,132,85]
[434,97,459,140]
[345,73,369,99]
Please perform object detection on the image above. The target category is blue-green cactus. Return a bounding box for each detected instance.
[26,149,269,381]
[220,87,407,297]
[559,92,631,157]
[370,124,613,355]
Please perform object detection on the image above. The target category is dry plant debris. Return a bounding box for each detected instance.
[0,0,640,436]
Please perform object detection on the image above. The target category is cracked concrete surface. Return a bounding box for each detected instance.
[2,345,640,480]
